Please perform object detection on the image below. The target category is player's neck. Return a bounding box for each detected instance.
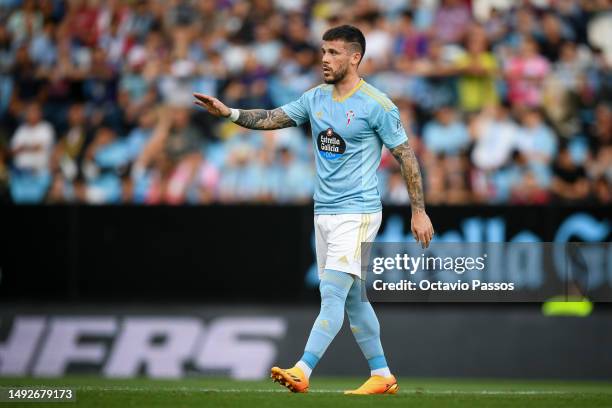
[332,73,362,101]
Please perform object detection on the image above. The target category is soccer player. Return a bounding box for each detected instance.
[194,25,434,395]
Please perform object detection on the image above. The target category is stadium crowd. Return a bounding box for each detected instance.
[0,0,610,205]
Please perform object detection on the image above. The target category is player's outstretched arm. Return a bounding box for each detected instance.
[233,108,296,130]
[193,93,296,130]
[389,141,434,248]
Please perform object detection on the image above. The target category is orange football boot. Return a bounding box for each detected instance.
[344,375,399,395]
[270,366,309,393]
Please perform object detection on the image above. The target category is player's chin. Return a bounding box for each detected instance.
[322,72,336,84]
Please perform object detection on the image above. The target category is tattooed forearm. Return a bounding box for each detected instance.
[389,142,425,212]
[234,108,296,130]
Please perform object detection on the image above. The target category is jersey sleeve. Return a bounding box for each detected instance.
[280,91,310,126]
[371,103,408,149]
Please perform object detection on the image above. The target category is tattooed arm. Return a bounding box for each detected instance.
[193,93,296,130]
[234,108,296,130]
[389,141,434,248]
[389,142,425,212]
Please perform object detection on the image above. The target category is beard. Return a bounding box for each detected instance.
[323,64,349,84]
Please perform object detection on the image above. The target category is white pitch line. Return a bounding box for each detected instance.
[67,386,582,395]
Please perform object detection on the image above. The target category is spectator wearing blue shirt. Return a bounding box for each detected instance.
[515,108,558,188]
[272,147,313,203]
[422,106,470,155]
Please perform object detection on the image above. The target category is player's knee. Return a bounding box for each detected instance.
[319,280,348,305]
[314,287,344,335]
[347,302,380,338]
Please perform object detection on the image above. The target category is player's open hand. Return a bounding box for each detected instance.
[193,93,231,118]
[411,210,434,249]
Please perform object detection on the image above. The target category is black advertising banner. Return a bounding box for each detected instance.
[0,205,610,302]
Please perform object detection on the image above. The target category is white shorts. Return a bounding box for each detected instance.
[314,211,383,278]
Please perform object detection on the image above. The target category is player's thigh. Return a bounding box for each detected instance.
[314,214,329,278]
[363,211,382,243]
[325,212,382,276]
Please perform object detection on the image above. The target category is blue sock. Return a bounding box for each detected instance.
[299,269,354,371]
[345,277,389,373]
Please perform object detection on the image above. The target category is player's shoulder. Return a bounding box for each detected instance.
[303,83,333,98]
[357,81,396,112]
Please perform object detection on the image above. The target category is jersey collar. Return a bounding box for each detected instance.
[332,78,365,102]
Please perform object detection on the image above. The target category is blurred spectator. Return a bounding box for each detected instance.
[471,103,518,171]
[510,169,551,205]
[124,0,156,42]
[383,166,410,205]
[29,19,57,68]
[274,146,314,203]
[404,39,457,113]
[252,23,283,70]
[445,154,472,204]
[422,106,470,155]
[503,7,538,52]
[6,0,42,45]
[52,103,91,184]
[543,40,590,138]
[496,150,542,204]
[483,7,508,46]
[593,176,611,204]
[424,158,446,205]
[394,11,428,61]
[551,145,590,203]
[0,0,610,206]
[0,132,10,203]
[433,0,471,44]
[515,108,558,187]
[82,126,123,204]
[552,41,590,93]
[454,26,499,112]
[218,141,260,203]
[586,103,612,182]
[9,102,54,202]
[134,106,204,204]
[0,25,13,73]
[423,153,471,205]
[537,13,571,63]
[361,12,393,70]
[505,37,550,107]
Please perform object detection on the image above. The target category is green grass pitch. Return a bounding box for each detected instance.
[1,376,611,407]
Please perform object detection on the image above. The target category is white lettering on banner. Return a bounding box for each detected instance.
[104,318,200,378]
[0,316,287,380]
[194,317,287,380]
[33,318,117,376]
[0,317,45,375]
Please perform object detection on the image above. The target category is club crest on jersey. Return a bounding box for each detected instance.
[346,110,355,127]
[317,128,346,160]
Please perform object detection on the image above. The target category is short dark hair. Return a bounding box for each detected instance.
[322,25,366,63]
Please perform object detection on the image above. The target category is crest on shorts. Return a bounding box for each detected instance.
[346,110,355,127]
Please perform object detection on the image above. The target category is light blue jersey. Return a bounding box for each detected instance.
[281,79,407,214]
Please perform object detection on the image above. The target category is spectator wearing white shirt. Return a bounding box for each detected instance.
[471,103,519,171]
[11,103,54,172]
[9,102,54,202]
